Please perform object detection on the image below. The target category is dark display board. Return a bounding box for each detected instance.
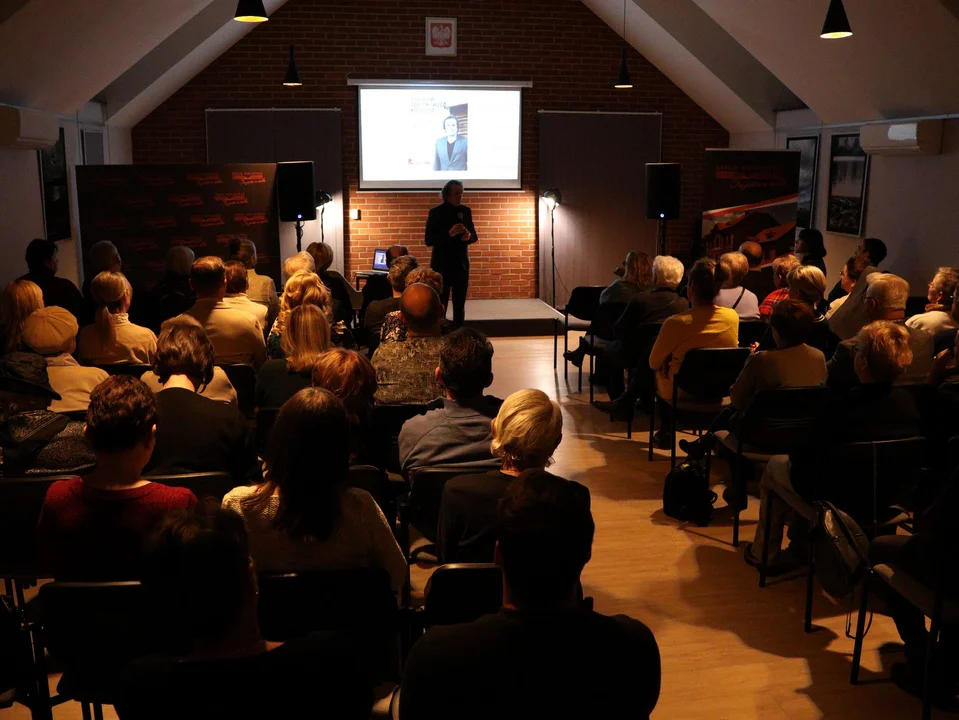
[75,163,280,290]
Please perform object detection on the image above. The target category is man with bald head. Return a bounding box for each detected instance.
[371,283,446,404]
[739,239,776,302]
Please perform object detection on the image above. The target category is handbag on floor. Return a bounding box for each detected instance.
[663,461,717,527]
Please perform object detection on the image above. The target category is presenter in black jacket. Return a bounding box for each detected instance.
[425,180,477,326]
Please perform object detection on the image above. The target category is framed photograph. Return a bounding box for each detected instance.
[426,17,456,56]
[38,127,72,241]
[786,135,819,229]
[826,133,870,236]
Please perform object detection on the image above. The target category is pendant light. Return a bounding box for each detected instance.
[283,45,302,87]
[615,0,632,89]
[234,0,268,22]
[820,0,852,39]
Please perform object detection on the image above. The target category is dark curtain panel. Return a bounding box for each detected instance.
[538,111,662,308]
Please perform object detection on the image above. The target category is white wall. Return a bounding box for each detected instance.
[731,111,959,292]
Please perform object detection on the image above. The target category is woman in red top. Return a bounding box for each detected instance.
[36,375,196,580]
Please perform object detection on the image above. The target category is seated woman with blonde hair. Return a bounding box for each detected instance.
[437,388,590,564]
[269,271,354,357]
[380,267,454,343]
[256,304,331,409]
[78,271,157,365]
[222,387,407,592]
[715,252,760,321]
[312,348,379,465]
[0,278,44,354]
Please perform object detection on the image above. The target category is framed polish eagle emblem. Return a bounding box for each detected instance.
[426,17,457,56]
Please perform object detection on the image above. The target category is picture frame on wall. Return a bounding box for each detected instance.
[786,135,819,229]
[425,17,457,56]
[826,133,870,236]
[38,127,72,241]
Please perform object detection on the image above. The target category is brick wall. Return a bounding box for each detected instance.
[132,0,728,298]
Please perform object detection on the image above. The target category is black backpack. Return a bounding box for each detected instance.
[811,501,870,599]
[663,461,717,527]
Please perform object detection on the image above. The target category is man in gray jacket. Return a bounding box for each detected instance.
[399,327,502,473]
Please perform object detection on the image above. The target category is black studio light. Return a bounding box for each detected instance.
[283,45,302,86]
[820,0,853,39]
[315,190,332,243]
[234,0,268,22]
[542,188,562,307]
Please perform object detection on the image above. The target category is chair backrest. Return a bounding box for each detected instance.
[674,347,751,400]
[589,302,627,340]
[899,383,934,433]
[737,321,768,348]
[0,475,68,579]
[738,386,835,453]
[406,466,489,542]
[373,404,429,440]
[424,563,503,627]
[348,464,393,519]
[565,286,605,322]
[145,472,237,501]
[826,436,927,526]
[255,407,279,453]
[95,363,153,378]
[220,364,257,418]
[950,435,959,475]
[62,409,88,422]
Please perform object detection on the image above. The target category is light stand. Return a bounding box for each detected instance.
[542,188,563,308]
[658,213,667,257]
[294,218,304,252]
[315,190,333,245]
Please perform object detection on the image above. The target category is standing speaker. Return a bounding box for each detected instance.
[276,161,317,222]
[645,163,681,220]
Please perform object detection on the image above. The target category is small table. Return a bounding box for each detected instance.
[354,270,388,291]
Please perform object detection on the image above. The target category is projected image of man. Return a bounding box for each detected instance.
[433,115,468,172]
[425,180,477,326]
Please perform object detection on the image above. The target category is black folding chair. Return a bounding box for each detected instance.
[94,364,152,378]
[713,386,835,548]
[144,472,238,501]
[404,466,487,546]
[220,363,257,418]
[737,321,768,348]
[255,407,279,454]
[622,322,663,439]
[581,302,626,403]
[420,563,503,628]
[37,581,162,718]
[649,347,750,468]
[373,404,429,473]
[559,286,604,389]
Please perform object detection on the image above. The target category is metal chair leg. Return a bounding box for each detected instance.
[922,595,943,720]
[804,543,816,633]
[93,704,104,720]
[850,569,872,684]
[648,396,656,461]
[564,315,569,380]
[588,337,595,403]
[553,320,558,369]
[669,411,677,470]
[81,704,92,720]
[758,493,774,584]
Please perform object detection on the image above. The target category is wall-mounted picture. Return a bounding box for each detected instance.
[786,135,819,229]
[425,17,456,56]
[39,127,71,241]
[826,133,870,236]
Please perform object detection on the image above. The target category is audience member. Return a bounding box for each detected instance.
[229,237,279,320]
[268,270,333,358]
[739,239,775,301]
[380,267,454,343]
[81,241,122,321]
[256,305,330,409]
[828,237,888,339]
[0,352,95,476]
[184,256,266,368]
[78,271,157,365]
[597,258,739,442]
[363,255,417,343]
[281,251,315,286]
[139,316,238,408]
[22,306,108,414]
[402,469,659,720]
[116,504,372,720]
[747,321,922,572]
[35,376,196,580]
[362,244,409,311]
[143,246,196,333]
[371,283,445,405]
[598,256,689,401]
[19,238,84,321]
[221,260,269,329]
[758,253,801,318]
[0,278,44,354]
[600,251,653,305]
[827,236,887,305]
[437,388,576,563]
[222,388,407,590]
[759,265,839,358]
[827,274,934,390]
[311,348,379,464]
[306,241,355,324]
[714,252,760,320]
[794,228,827,275]
[825,256,868,319]
[399,328,502,473]
[142,317,259,484]
[907,266,959,335]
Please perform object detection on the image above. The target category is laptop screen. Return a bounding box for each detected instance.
[372,249,389,271]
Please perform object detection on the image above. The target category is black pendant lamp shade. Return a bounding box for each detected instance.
[615,48,632,89]
[820,0,852,39]
[234,0,268,22]
[283,45,302,86]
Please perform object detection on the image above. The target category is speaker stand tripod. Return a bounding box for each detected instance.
[657,216,668,257]
[295,220,304,252]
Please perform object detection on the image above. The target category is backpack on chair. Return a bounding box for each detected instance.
[811,501,870,599]
[663,461,717,527]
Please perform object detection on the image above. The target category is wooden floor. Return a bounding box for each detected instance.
[5,334,940,719]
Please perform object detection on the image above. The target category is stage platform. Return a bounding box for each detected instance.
[450,298,563,337]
